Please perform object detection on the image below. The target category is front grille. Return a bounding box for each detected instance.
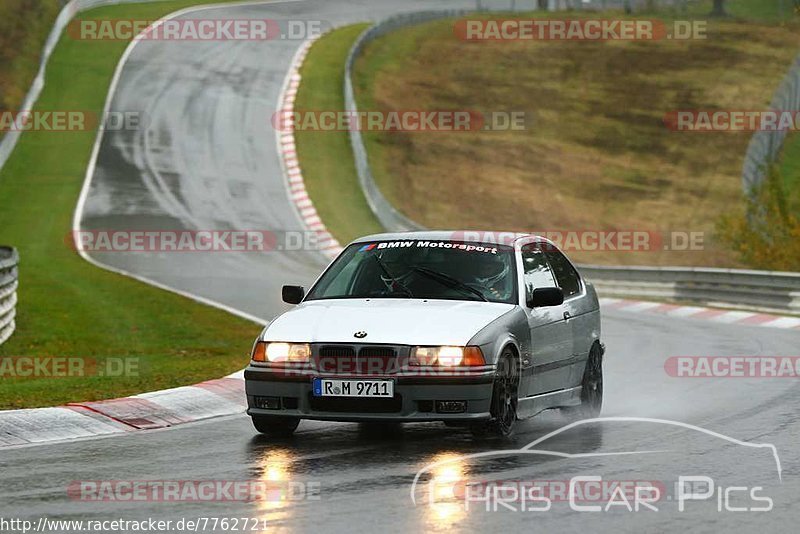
[319,345,356,358]
[314,344,402,375]
[308,393,403,413]
[358,347,397,358]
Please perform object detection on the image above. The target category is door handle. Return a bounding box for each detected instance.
[563,311,571,321]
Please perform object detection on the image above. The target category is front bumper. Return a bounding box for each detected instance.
[244,365,495,423]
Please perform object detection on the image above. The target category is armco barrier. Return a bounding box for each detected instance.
[0,247,19,346]
[344,10,800,315]
[343,11,464,232]
[579,265,800,314]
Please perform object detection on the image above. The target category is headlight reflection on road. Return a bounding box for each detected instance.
[254,449,293,526]
[425,452,467,526]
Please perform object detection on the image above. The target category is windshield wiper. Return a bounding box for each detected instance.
[372,255,414,298]
[412,266,488,302]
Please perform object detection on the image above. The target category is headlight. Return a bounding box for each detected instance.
[410,346,485,367]
[252,342,311,363]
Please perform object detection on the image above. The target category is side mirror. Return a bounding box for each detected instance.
[527,287,564,308]
[282,285,305,304]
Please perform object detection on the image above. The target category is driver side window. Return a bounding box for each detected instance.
[521,244,556,299]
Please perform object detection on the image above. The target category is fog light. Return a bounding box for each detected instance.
[436,401,467,414]
[253,396,281,410]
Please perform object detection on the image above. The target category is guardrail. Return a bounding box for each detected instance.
[344,10,464,232]
[580,265,800,314]
[0,247,19,346]
[344,9,800,315]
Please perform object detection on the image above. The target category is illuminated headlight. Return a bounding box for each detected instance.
[410,346,485,367]
[252,342,311,363]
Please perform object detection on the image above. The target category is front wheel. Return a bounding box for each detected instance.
[562,343,603,420]
[251,415,300,437]
[471,349,519,438]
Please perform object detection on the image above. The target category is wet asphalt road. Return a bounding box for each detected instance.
[3,0,800,533]
[2,309,799,533]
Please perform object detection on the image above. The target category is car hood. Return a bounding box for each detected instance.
[263,299,516,346]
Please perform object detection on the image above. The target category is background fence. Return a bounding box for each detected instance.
[344,9,800,315]
[742,55,800,193]
[0,247,19,346]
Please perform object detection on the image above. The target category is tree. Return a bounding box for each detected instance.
[710,0,727,16]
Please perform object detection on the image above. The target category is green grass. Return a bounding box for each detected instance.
[0,0,265,409]
[779,133,800,207]
[682,0,796,23]
[715,0,796,23]
[293,24,384,245]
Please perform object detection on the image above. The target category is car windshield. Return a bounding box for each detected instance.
[305,240,517,304]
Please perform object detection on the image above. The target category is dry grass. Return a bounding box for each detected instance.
[0,0,61,114]
[354,14,800,266]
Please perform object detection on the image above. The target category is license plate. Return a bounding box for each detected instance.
[312,378,394,398]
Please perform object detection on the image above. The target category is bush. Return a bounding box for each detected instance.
[717,164,800,271]
[0,0,61,114]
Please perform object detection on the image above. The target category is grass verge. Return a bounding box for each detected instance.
[0,0,263,409]
[293,24,384,245]
[350,10,800,267]
[685,0,800,22]
[781,133,800,204]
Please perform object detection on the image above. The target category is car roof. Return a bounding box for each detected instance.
[350,231,548,246]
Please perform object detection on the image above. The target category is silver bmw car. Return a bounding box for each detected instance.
[245,231,603,437]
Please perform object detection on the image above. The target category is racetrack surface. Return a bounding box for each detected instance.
[3,1,800,532]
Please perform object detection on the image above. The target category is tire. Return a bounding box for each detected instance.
[562,343,603,420]
[251,415,300,437]
[471,348,519,438]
